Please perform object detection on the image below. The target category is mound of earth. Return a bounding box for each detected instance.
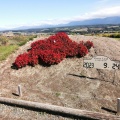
[0,35,120,119]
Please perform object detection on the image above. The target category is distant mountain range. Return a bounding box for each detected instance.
[66,16,120,26]
[1,16,120,31]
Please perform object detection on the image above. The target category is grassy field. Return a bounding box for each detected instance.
[85,33,120,41]
[0,45,18,61]
[96,33,120,38]
[0,35,37,61]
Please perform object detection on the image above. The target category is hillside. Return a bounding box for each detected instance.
[0,35,120,119]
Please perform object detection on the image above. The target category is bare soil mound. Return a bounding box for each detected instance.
[0,35,120,119]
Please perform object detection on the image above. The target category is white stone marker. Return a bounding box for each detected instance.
[18,85,22,97]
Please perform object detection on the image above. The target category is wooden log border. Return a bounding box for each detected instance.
[0,97,120,120]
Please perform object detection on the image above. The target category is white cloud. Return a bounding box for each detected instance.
[72,6,120,21]
[31,19,70,26]
[27,6,120,26]
[30,6,120,26]
[2,6,120,29]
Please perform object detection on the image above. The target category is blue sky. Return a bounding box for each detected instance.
[0,0,120,29]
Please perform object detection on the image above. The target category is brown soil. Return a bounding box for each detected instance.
[0,35,120,120]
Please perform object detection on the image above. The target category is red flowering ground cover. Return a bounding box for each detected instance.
[13,32,93,69]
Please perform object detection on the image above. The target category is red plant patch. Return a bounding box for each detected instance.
[77,43,88,57]
[14,53,29,68]
[39,50,65,65]
[13,32,94,69]
[84,40,94,49]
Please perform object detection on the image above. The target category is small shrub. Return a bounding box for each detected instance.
[14,53,29,68]
[39,50,65,65]
[28,50,38,66]
[78,43,88,57]
[84,41,94,49]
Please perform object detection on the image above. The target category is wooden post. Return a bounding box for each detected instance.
[18,85,22,97]
[117,98,120,115]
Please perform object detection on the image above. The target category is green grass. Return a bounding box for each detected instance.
[18,40,28,46]
[0,45,18,61]
[0,35,37,61]
[97,33,120,38]
[115,38,120,41]
[55,92,61,97]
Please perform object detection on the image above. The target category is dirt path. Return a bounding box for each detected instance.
[0,35,120,119]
